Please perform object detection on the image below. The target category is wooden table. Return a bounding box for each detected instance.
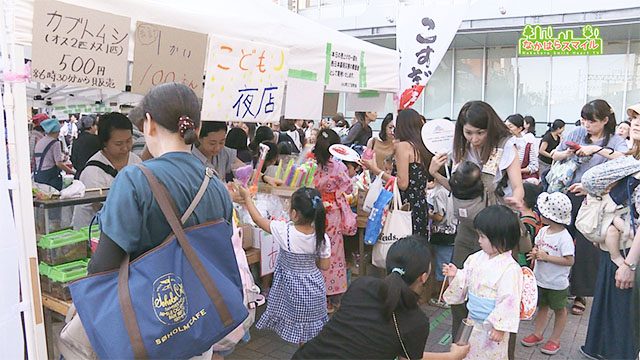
[42,292,72,359]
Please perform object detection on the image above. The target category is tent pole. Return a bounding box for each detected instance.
[1,0,48,357]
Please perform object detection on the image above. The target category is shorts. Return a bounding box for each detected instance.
[538,286,569,311]
[431,244,454,281]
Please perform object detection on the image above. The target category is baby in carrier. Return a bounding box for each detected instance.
[581,156,640,266]
[449,161,486,225]
[603,176,640,266]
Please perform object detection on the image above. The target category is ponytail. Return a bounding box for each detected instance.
[290,187,326,252]
[313,197,326,253]
[377,236,431,320]
[379,270,419,320]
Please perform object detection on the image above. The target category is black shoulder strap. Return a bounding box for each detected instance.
[85,160,118,178]
[35,139,59,172]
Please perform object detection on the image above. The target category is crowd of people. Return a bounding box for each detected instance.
[30,83,640,359]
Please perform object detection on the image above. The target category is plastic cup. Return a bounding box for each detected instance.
[454,318,474,346]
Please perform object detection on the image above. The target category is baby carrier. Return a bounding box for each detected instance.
[576,156,640,245]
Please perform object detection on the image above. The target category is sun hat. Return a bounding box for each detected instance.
[627,103,640,118]
[41,118,61,134]
[32,113,49,127]
[536,192,572,225]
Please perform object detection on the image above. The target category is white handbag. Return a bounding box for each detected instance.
[363,172,384,213]
[372,182,413,269]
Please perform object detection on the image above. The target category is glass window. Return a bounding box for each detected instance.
[516,57,550,125]
[587,42,628,123]
[627,41,640,113]
[453,49,483,117]
[485,47,516,120]
[549,56,587,125]
[424,50,453,119]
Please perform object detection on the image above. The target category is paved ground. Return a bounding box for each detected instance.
[50,263,591,360]
[227,299,591,360]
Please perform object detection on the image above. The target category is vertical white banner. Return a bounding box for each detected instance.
[397,2,464,109]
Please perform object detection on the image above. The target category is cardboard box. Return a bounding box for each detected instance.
[240,224,253,250]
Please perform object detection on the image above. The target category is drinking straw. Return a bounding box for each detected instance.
[274,159,283,180]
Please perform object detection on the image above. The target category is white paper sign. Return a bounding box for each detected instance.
[131,22,208,96]
[202,35,289,123]
[397,3,464,109]
[346,92,388,113]
[283,78,324,120]
[421,118,455,155]
[325,43,361,93]
[32,0,131,89]
[260,232,280,276]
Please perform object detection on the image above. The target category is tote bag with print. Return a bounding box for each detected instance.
[372,182,413,269]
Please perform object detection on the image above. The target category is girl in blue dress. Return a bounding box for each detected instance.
[237,186,330,344]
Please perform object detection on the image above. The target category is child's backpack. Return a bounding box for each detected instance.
[521,213,543,246]
[212,221,265,353]
[520,267,538,320]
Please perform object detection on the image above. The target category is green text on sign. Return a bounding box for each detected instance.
[518,25,603,56]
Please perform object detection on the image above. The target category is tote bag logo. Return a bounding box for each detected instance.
[153,273,188,325]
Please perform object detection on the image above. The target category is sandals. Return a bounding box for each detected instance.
[571,298,586,315]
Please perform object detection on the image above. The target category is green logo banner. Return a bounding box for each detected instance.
[518,25,603,56]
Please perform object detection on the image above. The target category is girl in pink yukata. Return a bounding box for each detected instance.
[442,205,523,360]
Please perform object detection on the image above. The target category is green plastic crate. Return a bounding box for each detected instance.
[45,259,90,301]
[37,230,88,265]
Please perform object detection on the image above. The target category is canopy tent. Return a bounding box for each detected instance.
[8,0,399,111]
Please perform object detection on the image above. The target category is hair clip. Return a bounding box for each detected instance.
[178,115,195,138]
[391,268,405,276]
[321,132,329,139]
[311,195,322,209]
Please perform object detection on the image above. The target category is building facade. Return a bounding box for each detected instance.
[284,0,640,134]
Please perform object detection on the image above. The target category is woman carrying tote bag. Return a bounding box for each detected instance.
[59,83,236,359]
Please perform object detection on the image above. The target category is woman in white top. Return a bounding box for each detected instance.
[506,114,539,181]
[72,112,142,229]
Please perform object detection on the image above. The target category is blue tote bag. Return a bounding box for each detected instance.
[70,166,248,359]
[364,184,394,245]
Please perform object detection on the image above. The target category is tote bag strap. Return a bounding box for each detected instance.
[392,181,402,211]
[117,165,234,359]
[180,167,215,224]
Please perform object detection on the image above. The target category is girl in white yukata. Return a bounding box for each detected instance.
[443,205,523,360]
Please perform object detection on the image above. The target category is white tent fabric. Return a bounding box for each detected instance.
[11,0,399,93]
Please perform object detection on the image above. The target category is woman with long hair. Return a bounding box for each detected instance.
[429,100,524,343]
[313,128,357,312]
[551,99,628,317]
[366,113,396,170]
[363,108,432,242]
[343,111,376,147]
[293,236,469,360]
[537,119,565,177]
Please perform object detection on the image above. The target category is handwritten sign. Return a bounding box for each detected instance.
[421,118,455,155]
[346,91,387,113]
[31,0,130,89]
[202,35,289,122]
[131,22,207,96]
[397,4,463,109]
[518,25,603,56]
[259,231,280,276]
[284,78,324,120]
[325,43,361,93]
